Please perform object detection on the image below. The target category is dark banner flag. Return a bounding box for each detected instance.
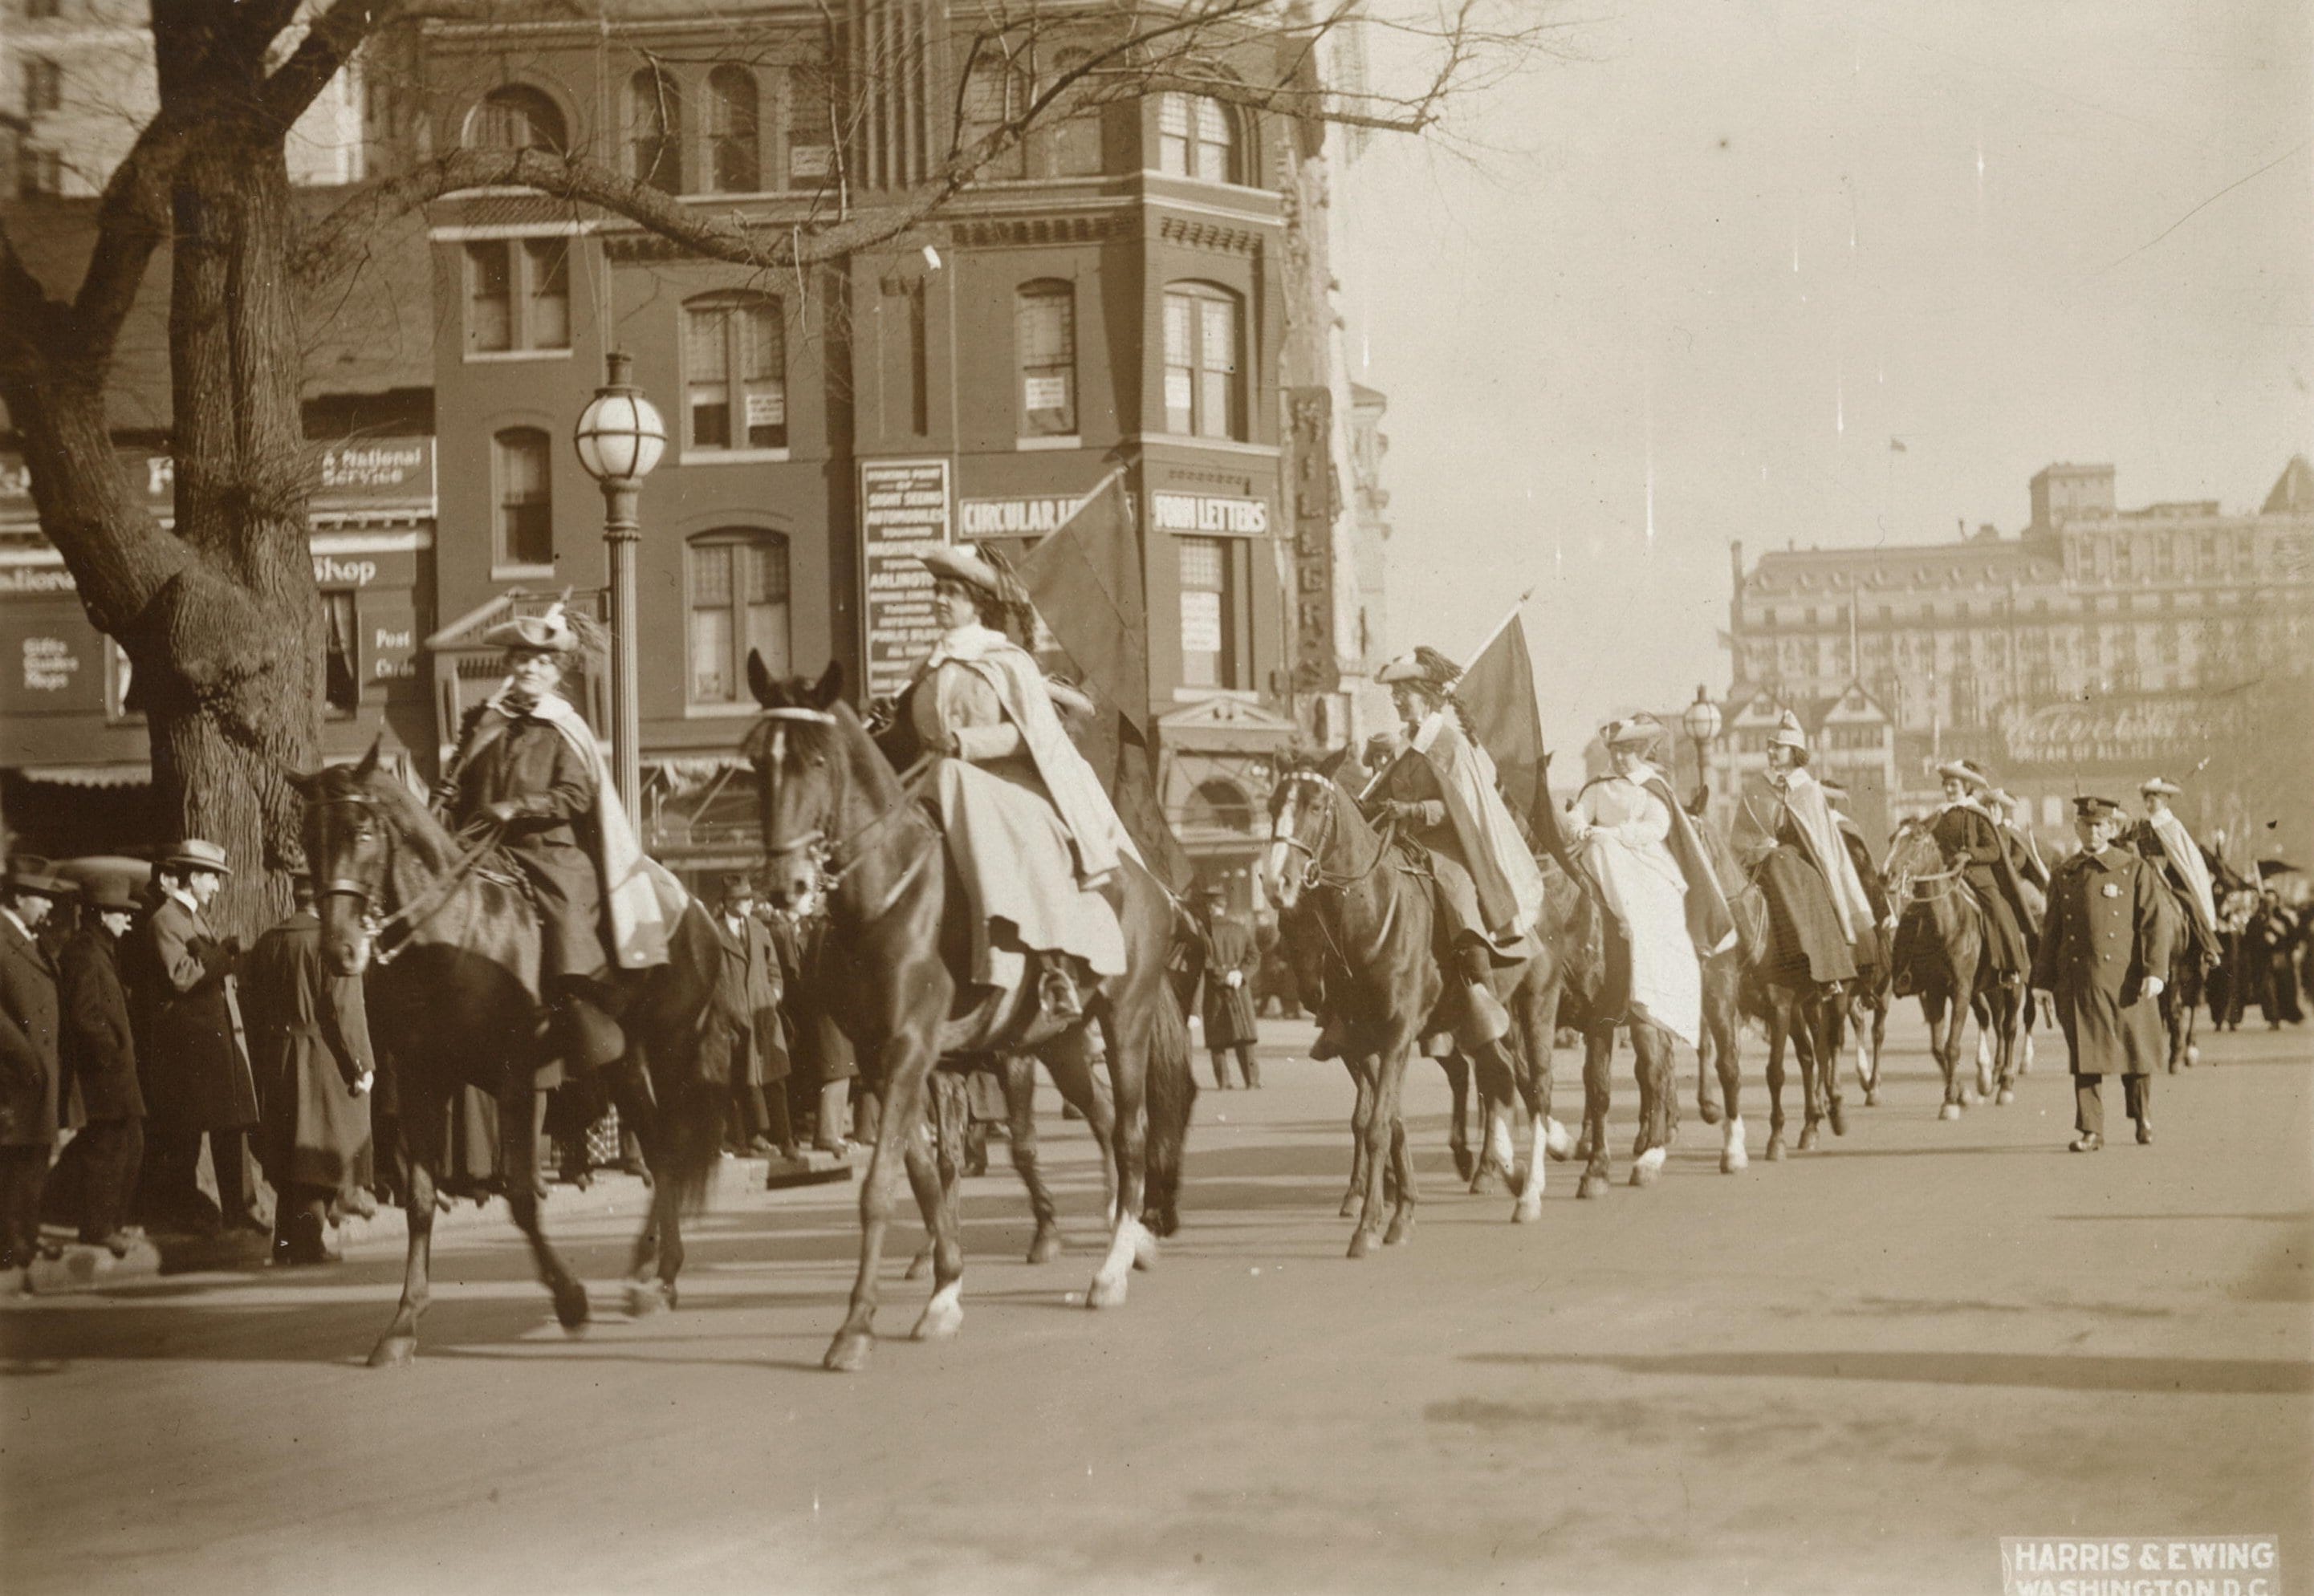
[1450,603,1584,882]
[1011,475,1194,893]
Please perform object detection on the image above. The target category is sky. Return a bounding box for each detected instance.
[1336,0,2314,753]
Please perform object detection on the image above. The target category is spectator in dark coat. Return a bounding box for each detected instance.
[0,864,69,1274]
[1198,884,1262,1090]
[774,908,860,1153]
[51,874,144,1254]
[244,874,376,1265]
[713,875,791,1158]
[2247,891,2305,1028]
[124,839,263,1234]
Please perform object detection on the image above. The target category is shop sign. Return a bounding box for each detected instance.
[1286,386,1339,691]
[1149,492,1270,537]
[859,458,952,701]
[959,495,1084,540]
[0,437,436,526]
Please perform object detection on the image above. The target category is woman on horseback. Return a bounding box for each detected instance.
[897,543,1131,1021]
[1928,758,2035,992]
[1567,717,1734,1048]
[1756,713,1874,987]
[1367,646,1549,1050]
[437,606,667,1077]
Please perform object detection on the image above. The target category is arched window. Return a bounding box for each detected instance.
[493,428,553,571]
[1161,281,1242,440]
[959,57,1027,179]
[627,68,681,192]
[706,65,760,192]
[1157,91,1234,183]
[683,292,787,452]
[1014,280,1076,437]
[688,530,791,705]
[466,84,567,154]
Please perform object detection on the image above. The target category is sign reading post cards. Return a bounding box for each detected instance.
[859,458,953,701]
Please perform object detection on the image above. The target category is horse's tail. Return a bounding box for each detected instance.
[649,904,732,1216]
[1141,978,1196,1237]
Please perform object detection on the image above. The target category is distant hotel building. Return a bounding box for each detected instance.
[1709,458,2314,860]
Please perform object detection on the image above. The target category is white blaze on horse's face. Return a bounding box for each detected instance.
[1263,802,1299,910]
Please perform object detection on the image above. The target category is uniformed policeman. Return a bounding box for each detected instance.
[2030,796,2174,1151]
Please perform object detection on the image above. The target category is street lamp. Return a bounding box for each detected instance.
[573,351,666,820]
[1682,684,1723,810]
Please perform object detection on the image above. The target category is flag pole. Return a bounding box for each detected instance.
[1051,465,1129,534]
[1450,587,1537,692]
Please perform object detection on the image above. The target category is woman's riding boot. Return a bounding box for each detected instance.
[1456,944,1511,1050]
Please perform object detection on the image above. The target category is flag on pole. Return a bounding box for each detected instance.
[1450,602,1584,881]
[1016,473,1147,736]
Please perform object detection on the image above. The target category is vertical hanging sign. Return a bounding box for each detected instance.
[859,457,952,701]
[1287,387,1340,691]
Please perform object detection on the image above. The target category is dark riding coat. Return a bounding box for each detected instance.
[449,709,607,985]
[714,912,788,1089]
[2031,845,2173,1078]
[1930,802,2034,979]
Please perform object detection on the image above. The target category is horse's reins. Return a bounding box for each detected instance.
[1273,771,1400,893]
[307,791,507,965]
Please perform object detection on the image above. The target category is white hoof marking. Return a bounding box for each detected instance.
[1634,1147,1667,1177]
[1722,1117,1748,1173]
[1543,1118,1576,1161]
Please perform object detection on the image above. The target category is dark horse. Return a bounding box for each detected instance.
[1885,819,2016,1116]
[747,660,1181,1371]
[1264,762,1575,1245]
[292,744,726,1366]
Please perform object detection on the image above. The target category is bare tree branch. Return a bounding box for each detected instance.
[260,0,405,135]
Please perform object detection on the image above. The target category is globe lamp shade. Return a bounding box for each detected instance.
[1682,689,1722,745]
[574,372,667,485]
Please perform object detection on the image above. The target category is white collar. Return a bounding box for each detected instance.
[166,884,199,916]
[925,623,1011,668]
[0,906,32,942]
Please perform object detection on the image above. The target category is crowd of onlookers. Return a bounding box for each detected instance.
[0,846,885,1288]
[2210,884,2311,1031]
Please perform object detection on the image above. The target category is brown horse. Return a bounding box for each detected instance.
[747,660,1179,1371]
[1886,819,2015,1116]
[292,745,726,1366]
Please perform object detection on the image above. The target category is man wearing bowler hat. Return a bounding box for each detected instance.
[2031,797,2173,1151]
[0,863,70,1273]
[52,872,146,1255]
[127,838,264,1233]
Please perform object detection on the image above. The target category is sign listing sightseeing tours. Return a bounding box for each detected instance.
[859,458,953,701]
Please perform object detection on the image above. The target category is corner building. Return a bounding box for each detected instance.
[418,1,1303,879]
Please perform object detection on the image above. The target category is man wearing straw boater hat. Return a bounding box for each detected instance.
[126,838,265,1233]
[438,602,668,1078]
[2132,776,2218,977]
[1929,757,2035,990]
[1368,645,1551,1050]
[898,542,1133,1021]
[2032,796,2172,1151]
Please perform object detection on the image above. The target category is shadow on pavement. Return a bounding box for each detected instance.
[1460,1348,2314,1395]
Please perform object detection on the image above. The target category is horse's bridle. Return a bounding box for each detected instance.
[300,788,504,965]
[754,707,933,904]
[1271,770,1399,892]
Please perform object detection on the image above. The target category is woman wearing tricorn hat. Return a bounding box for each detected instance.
[893,542,1132,1021]
[1755,712,1872,986]
[1928,757,2034,989]
[1367,645,1550,1049]
[438,602,668,1078]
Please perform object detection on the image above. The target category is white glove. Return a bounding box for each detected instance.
[2031,988,2054,1005]
[1223,971,1243,989]
[2141,976,2165,999]
[351,1070,375,1098]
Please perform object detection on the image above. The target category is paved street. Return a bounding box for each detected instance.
[5,1009,2309,1596]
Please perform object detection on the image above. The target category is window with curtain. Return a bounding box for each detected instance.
[1177,536,1238,689]
[688,532,791,705]
[1157,92,1234,181]
[494,428,553,570]
[524,240,569,348]
[706,65,759,191]
[322,591,360,714]
[467,84,567,153]
[466,242,512,352]
[1162,282,1242,440]
[959,58,1027,178]
[1015,282,1076,436]
[684,294,787,451]
[466,239,569,353]
[627,68,681,191]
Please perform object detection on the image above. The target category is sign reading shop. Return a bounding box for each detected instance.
[1149,493,1270,537]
